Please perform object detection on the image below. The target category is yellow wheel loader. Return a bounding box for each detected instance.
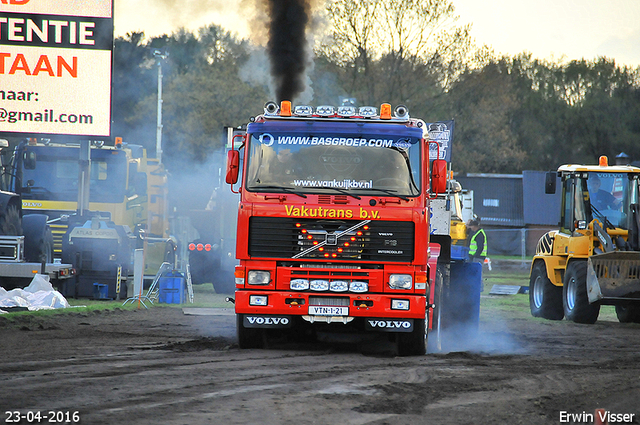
[530,156,640,324]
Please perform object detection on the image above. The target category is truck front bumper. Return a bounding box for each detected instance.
[235,290,426,332]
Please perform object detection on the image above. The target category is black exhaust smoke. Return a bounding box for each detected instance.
[264,0,311,102]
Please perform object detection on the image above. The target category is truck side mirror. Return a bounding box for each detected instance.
[226,150,240,185]
[545,171,557,194]
[431,159,447,194]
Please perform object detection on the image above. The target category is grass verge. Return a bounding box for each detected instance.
[0,265,620,323]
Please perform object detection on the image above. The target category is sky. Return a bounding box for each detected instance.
[113,0,640,68]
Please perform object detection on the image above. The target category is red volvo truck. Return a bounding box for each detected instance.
[226,101,464,355]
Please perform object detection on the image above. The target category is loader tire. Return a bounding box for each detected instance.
[615,304,640,323]
[529,261,564,320]
[563,261,600,324]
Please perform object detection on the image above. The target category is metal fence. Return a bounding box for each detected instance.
[484,228,553,261]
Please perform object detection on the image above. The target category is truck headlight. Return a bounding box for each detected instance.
[388,274,412,289]
[247,270,271,285]
[290,279,309,291]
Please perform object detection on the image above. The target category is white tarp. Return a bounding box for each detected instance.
[0,274,69,313]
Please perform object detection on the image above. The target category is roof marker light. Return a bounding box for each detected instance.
[599,155,608,167]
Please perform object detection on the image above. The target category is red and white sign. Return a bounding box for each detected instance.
[0,0,113,137]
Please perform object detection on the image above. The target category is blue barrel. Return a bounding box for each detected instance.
[158,275,185,304]
[92,283,109,300]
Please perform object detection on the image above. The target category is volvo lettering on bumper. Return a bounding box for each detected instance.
[243,315,292,328]
[365,318,414,332]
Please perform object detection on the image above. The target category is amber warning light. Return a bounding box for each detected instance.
[280,100,292,117]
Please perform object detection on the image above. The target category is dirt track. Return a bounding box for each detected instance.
[1,299,639,425]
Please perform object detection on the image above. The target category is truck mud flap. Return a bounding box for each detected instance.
[365,318,414,332]
[587,252,640,303]
[243,315,292,328]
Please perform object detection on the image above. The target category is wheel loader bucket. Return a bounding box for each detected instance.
[587,252,640,303]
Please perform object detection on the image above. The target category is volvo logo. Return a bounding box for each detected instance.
[320,147,362,173]
[393,138,412,150]
[366,319,413,332]
[258,133,275,147]
[243,315,292,328]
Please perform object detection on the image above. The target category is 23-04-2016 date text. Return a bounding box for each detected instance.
[4,411,80,423]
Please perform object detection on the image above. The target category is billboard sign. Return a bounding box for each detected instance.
[0,0,113,137]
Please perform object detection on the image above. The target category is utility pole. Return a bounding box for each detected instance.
[153,49,168,163]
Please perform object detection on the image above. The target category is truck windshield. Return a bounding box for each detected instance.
[586,172,629,229]
[21,146,128,203]
[245,132,421,197]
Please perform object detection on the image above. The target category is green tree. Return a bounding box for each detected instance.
[112,25,267,164]
[112,32,157,146]
[444,61,526,173]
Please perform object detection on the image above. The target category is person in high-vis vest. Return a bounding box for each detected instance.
[467,219,487,263]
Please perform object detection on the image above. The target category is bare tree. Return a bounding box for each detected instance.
[318,0,473,106]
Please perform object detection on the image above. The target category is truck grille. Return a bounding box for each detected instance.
[249,217,414,262]
[309,296,350,306]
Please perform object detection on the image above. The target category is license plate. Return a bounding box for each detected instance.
[308,306,349,316]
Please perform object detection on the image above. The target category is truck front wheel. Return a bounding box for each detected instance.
[236,314,265,349]
[529,261,563,320]
[426,265,445,353]
[398,266,444,356]
[563,261,600,324]
[397,318,426,356]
